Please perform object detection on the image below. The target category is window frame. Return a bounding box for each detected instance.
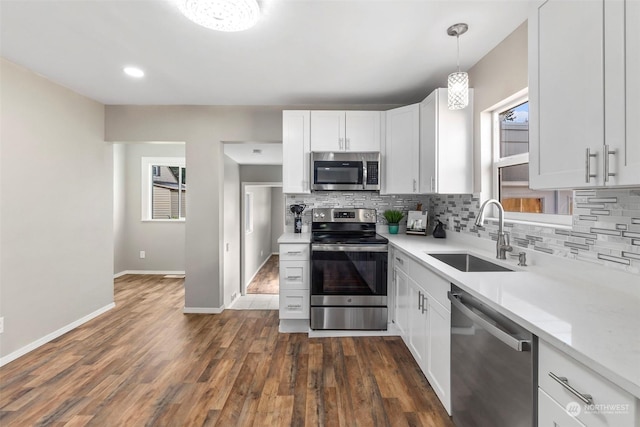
[141,157,186,222]
[491,95,572,227]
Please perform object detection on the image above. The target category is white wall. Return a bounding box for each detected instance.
[223,155,240,306]
[239,165,283,183]
[115,143,186,273]
[243,186,273,287]
[0,58,113,359]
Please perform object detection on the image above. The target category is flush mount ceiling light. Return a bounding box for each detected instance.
[176,0,260,32]
[123,66,145,78]
[447,23,469,110]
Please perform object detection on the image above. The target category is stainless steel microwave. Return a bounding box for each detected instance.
[311,152,380,191]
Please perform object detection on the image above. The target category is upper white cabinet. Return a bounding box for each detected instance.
[310,111,381,152]
[529,0,640,189]
[383,104,420,194]
[420,88,473,194]
[282,110,311,194]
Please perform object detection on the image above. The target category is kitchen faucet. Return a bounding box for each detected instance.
[475,199,513,260]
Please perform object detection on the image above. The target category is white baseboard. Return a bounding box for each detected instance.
[0,302,116,367]
[114,270,186,278]
[183,306,224,314]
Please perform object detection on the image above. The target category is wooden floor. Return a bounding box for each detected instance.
[246,255,279,295]
[0,275,454,427]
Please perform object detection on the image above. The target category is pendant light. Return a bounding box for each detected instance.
[447,23,469,110]
[177,0,260,32]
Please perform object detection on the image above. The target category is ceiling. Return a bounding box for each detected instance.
[0,0,529,106]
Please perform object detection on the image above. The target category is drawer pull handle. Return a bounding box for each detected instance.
[286,251,302,255]
[548,372,593,405]
[395,257,404,265]
[286,275,302,280]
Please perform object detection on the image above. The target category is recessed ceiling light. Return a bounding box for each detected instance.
[177,0,260,32]
[123,66,145,78]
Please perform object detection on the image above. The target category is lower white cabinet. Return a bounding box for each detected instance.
[391,248,451,415]
[279,243,310,320]
[538,339,639,427]
[539,388,586,427]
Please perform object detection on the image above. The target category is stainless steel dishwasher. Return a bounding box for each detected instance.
[448,285,537,427]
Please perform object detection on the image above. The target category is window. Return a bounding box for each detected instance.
[492,97,572,224]
[245,192,253,233]
[141,157,186,221]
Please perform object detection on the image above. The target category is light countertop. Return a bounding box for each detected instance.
[277,232,311,244]
[385,233,640,399]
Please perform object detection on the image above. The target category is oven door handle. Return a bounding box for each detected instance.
[312,244,388,253]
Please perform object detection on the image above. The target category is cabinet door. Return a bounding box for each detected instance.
[419,88,473,194]
[310,111,345,151]
[345,111,381,151]
[407,278,428,369]
[383,104,420,194]
[538,388,586,427]
[426,298,451,415]
[529,0,605,189]
[283,111,311,193]
[394,266,409,337]
[618,0,640,185]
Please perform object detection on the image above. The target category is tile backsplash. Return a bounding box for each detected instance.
[430,189,640,275]
[285,192,429,228]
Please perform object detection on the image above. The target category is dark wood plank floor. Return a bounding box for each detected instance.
[246,255,279,295]
[0,274,454,426]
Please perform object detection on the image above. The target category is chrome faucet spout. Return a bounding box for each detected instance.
[476,199,512,259]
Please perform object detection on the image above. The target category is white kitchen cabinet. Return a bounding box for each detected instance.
[393,254,410,337]
[529,0,640,189]
[279,243,310,320]
[538,339,639,427]
[538,388,586,427]
[383,104,420,194]
[407,277,428,369]
[310,111,381,152]
[282,110,311,193]
[392,247,452,415]
[419,88,473,194]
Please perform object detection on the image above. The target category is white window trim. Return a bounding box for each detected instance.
[244,192,254,234]
[490,94,572,227]
[141,157,186,222]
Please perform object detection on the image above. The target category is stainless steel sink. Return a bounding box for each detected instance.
[428,253,513,272]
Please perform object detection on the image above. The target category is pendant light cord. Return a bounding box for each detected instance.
[456,34,460,72]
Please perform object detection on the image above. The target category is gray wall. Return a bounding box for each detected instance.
[271,188,284,253]
[244,186,273,287]
[114,143,186,274]
[239,165,283,183]
[113,143,127,274]
[223,155,241,306]
[105,106,285,310]
[0,58,113,359]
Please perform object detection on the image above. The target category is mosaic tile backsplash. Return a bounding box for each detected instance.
[430,189,640,275]
[285,192,430,227]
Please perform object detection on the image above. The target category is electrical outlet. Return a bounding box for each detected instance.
[139,250,146,259]
[0,317,4,334]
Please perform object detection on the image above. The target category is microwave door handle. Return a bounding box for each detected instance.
[362,160,367,190]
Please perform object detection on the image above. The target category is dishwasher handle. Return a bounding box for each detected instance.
[448,291,531,352]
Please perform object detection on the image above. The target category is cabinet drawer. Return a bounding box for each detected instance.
[410,262,450,310]
[279,290,309,319]
[392,250,411,273]
[279,243,310,261]
[279,260,308,290]
[539,340,637,427]
[538,388,586,427]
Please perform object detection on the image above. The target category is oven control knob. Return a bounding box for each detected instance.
[314,213,319,218]
[364,213,370,219]
[319,213,325,218]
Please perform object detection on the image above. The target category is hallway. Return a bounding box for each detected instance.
[246,254,279,294]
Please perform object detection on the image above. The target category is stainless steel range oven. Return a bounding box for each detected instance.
[310,208,388,330]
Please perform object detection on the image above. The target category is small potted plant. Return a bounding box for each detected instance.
[383,209,404,234]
